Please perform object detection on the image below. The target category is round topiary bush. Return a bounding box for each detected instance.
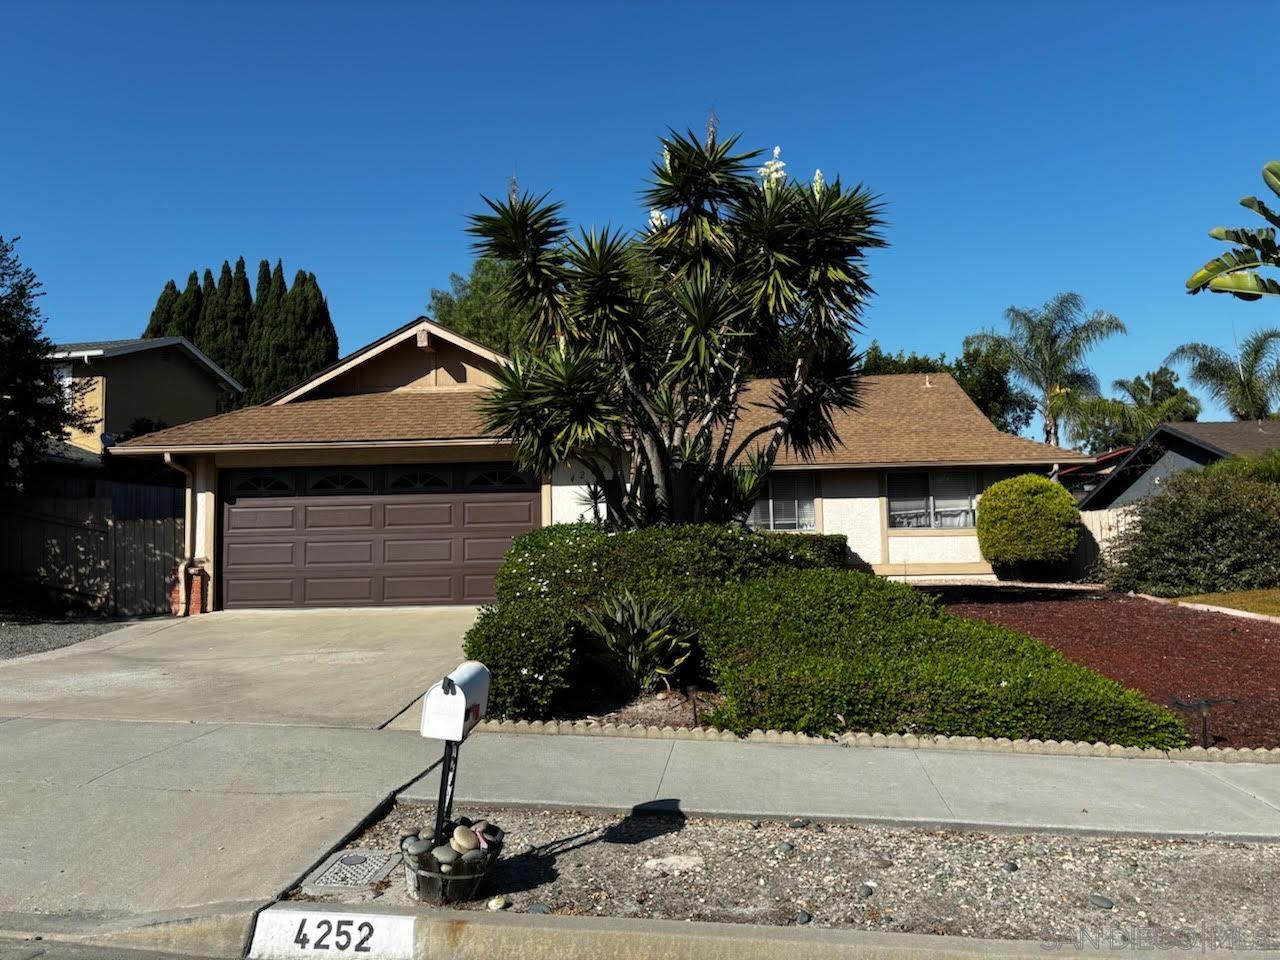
[976,474,1080,572]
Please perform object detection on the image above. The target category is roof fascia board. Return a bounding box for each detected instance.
[49,338,243,393]
[111,437,511,455]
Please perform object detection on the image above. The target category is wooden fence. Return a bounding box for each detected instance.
[1072,506,1138,579]
[0,479,184,616]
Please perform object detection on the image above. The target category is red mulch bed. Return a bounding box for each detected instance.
[930,586,1280,750]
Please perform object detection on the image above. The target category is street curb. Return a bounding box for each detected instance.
[248,901,1280,960]
[0,902,261,959]
[473,718,1280,763]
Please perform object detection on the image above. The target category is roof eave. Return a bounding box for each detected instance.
[110,436,509,455]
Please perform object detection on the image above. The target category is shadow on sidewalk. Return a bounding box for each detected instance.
[488,799,686,895]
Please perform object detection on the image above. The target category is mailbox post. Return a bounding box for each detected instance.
[420,660,490,848]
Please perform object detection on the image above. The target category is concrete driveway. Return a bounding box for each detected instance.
[0,607,475,728]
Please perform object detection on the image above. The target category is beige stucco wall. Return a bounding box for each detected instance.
[317,339,500,395]
[104,349,225,437]
[818,469,883,565]
[66,370,105,452]
[886,533,984,565]
[548,461,597,525]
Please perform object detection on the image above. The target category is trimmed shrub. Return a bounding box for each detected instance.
[494,523,850,609]
[1204,449,1280,484]
[1105,468,1280,597]
[466,523,851,718]
[687,569,1186,748]
[977,474,1080,570]
[462,600,578,720]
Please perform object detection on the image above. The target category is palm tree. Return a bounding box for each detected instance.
[965,292,1126,447]
[1068,368,1202,453]
[1165,329,1280,420]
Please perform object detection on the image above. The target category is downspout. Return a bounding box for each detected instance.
[164,452,196,614]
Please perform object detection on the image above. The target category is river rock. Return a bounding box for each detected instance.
[527,902,552,915]
[432,845,458,865]
[1089,893,1115,910]
[487,895,508,911]
[788,818,810,829]
[462,848,486,863]
[452,826,480,852]
[776,841,795,855]
[795,910,811,925]
[403,838,432,858]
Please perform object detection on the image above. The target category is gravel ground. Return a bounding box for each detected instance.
[0,614,126,660]
[934,586,1280,749]
[312,802,1280,948]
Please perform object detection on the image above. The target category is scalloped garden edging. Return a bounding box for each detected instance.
[474,718,1280,763]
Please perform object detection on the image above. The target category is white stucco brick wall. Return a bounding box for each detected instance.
[887,534,984,565]
[819,470,883,565]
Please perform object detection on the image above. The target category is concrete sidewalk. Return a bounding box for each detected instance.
[402,733,1280,840]
[0,719,440,952]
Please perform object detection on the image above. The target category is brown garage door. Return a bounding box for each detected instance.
[219,464,539,608]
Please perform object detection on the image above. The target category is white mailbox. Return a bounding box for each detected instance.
[420,660,490,742]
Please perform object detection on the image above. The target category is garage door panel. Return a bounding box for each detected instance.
[224,541,296,568]
[384,502,454,528]
[223,578,297,606]
[304,504,375,529]
[303,577,375,604]
[221,472,539,608]
[225,505,296,531]
[304,540,374,565]
[462,537,516,562]
[464,500,535,526]
[384,539,453,564]
[383,575,456,603]
[462,574,497,602]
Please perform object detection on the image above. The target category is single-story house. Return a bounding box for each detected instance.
[1079,420,1280,510]
[113,317,1086,610]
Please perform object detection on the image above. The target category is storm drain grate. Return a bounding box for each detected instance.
[302,849,398,893]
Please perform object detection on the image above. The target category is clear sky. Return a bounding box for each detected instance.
[7,1,1280,424]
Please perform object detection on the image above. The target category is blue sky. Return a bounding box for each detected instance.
[7,1,1280,425]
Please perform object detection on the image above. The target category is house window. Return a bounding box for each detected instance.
[887,471,977,529]
[466,468,530,489]
[232,473,295,496]
[387,469,451,492]
[748,474,816,531]
[308,471,373,493]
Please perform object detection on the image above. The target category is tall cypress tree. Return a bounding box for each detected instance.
[225,257,253,388]
[196,260,239,380]
[170,271,204,341]
[143,279,180,338]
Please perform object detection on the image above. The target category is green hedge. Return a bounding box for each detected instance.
[977,474,1080,570]
[1105,468,1280,597]
[687,569,1186,748]
[1204,449,1280,484]
[494,522,849,608]
[466,523,850,718]
[463,600,578,720]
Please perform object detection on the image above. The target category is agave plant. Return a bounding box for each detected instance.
[578,590,694,697]
[1187,161,1280,300]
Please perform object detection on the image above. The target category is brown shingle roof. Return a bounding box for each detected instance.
[1161,420,1280,457]
[117,373,1086,465]
[734,374,1086,466]
[116,390,494,449]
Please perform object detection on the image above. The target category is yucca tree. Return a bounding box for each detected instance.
[468,129,885,526]
[964,292,1126,447]
[1165,329,1280,420]
[1186,161,1280,300]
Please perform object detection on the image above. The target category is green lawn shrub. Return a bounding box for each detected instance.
[1203,449,1280,484]
[977,474,1081,573]
[466,523,850,718]
[1105,468,1280,597]
[687,569,1186,748]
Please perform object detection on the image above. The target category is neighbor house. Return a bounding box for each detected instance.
[113,317,1086,610]
[1079,420,1280,510]
[50,337,244,455]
